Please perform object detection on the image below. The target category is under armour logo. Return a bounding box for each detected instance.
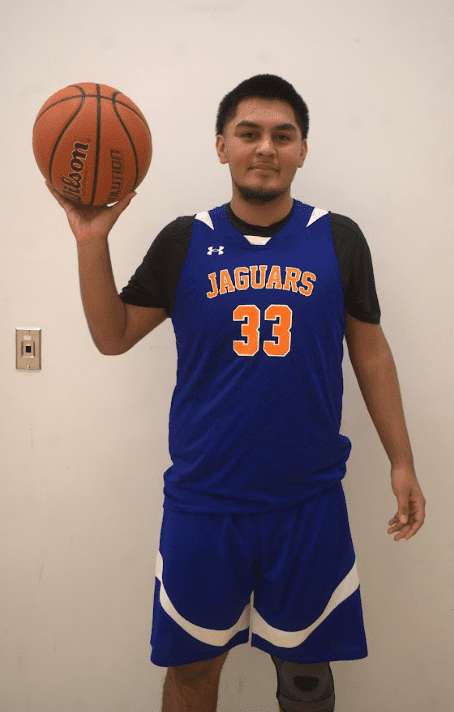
[207,246,225,255]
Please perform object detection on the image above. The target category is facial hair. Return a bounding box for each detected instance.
[235,182,286,204]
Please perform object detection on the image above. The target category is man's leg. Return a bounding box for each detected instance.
[162,652,228,712]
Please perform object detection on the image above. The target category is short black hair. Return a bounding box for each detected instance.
[216,74,309,140]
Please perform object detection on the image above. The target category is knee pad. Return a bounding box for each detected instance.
[271,656,335,712]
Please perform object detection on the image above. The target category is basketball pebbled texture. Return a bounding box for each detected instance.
[33,82,152,206]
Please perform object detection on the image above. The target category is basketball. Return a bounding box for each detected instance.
[32,82,152,206]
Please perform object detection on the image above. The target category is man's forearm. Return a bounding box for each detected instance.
[77,237,127,354]
[349,347,414,468]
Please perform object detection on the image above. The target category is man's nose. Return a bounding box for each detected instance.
[257,137,275,154]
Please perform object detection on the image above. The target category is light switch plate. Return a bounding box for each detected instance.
[16,328,41,370]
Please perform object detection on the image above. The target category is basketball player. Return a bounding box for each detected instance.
[46,75,426,712]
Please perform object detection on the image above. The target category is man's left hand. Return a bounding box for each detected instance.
[388,466,426,541]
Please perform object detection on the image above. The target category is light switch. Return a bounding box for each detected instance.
[16,329,41,370]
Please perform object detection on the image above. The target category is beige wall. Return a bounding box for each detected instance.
[1,0,453,710]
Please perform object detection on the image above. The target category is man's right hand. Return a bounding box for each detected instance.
[45,181,137,243]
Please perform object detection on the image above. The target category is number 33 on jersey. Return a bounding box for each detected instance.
[233,304,292,357]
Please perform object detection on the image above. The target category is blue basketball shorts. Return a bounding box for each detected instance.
[150,482,368,667]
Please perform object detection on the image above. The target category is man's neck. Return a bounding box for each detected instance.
[229,193,294,227]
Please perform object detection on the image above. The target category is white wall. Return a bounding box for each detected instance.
[1,1,453,710]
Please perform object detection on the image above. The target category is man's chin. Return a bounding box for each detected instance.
[236,184,285,204]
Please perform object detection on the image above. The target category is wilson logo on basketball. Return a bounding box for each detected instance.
[61,142,89,202]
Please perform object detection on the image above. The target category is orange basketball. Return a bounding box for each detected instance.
[32,82,152,206]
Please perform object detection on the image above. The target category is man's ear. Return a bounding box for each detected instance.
[298,139,308,168]
[215,134,229,165]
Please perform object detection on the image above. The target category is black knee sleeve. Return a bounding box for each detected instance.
[271,656,335,712]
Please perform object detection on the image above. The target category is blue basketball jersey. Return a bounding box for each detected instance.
[163,200,352,513]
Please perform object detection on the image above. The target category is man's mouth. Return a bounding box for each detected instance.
[251,164,278,171]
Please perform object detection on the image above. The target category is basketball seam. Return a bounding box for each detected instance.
[32,84,85,132]
[89,85,102,205]
[34,95,151,135]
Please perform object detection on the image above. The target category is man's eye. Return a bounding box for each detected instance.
[241,132,290,140]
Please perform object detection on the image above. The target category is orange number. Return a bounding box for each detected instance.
[233,305,260,356]
[233,304,293,357]
[263,305,292,356]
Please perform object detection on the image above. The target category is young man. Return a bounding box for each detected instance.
[47,75,426,712]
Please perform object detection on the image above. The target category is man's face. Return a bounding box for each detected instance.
[216,97,308,204]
